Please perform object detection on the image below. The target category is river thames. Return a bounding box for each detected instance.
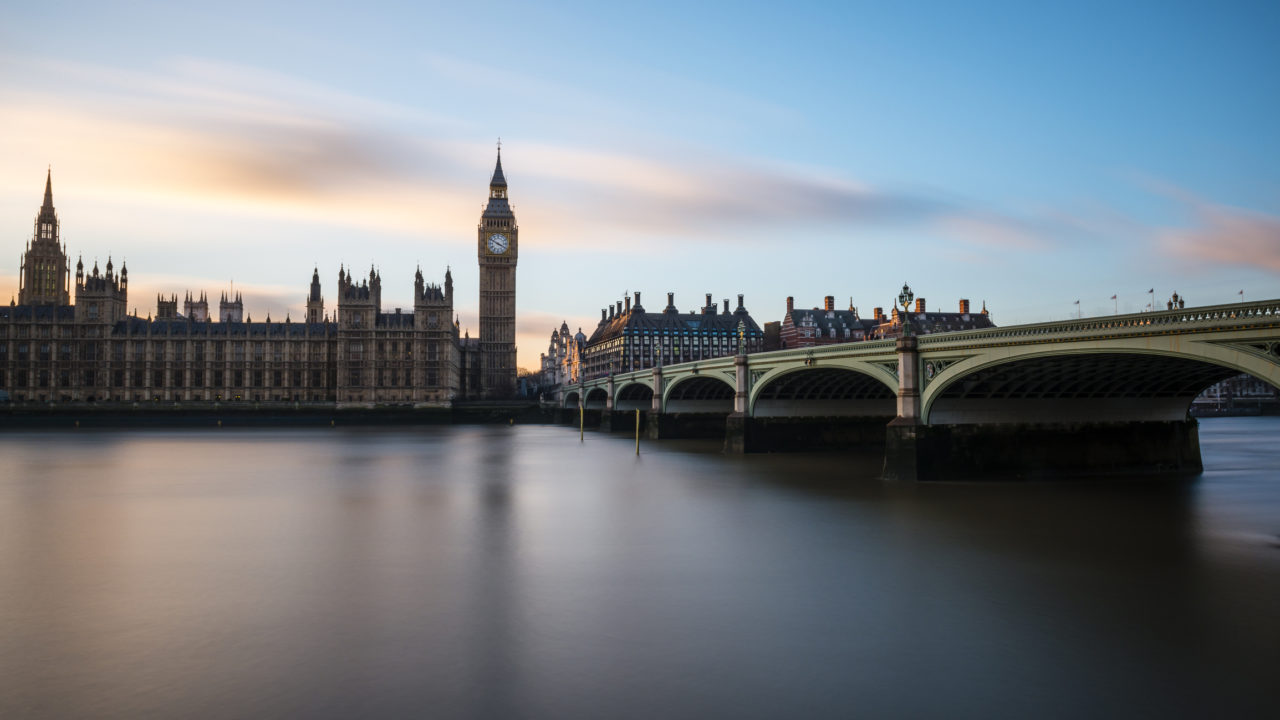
[1,417,1277,718]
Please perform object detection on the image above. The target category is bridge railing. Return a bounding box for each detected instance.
[577,299,1280,388]
[916,299,1280,348]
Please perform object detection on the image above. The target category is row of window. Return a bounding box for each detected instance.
[2,368,332,389]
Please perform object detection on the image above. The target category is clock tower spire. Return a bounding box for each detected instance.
[476,144,518,398]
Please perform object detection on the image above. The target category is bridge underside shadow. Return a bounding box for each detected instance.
[732,368,895,452]
[648,376,734,440]
[601,383,653,433]
[928,353,1240,424]
[891,353,1247,481]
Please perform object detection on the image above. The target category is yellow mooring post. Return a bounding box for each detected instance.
[579,405,584,442]
[635,408,640,455]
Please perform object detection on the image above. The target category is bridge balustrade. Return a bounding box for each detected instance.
[560,299,1280,480]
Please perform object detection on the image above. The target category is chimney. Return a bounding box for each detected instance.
[786,296,794,313]
[706,293,713,307]
[959,298,970,314]
[915,298,926,313]
[608,305,615,320]
[600,308,607,323]
[634,291,641,308]
[874,307,884,321]
[824,296,834,311]
[616,301,622,317]
[723,299,730,313]
[667,292,675,309]
[736,294,745,312]
[625,296,631,313]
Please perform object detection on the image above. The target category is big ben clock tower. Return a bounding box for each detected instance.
[477,146,518,398]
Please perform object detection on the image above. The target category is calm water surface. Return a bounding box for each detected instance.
[2,418,1278,719]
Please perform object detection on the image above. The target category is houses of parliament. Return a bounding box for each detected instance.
[0,153,520,404]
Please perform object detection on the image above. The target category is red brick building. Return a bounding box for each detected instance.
[779,295,994,349]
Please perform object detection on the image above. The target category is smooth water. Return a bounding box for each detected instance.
[1,418,1277,719]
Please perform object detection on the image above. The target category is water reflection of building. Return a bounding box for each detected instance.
[1,159,516,405]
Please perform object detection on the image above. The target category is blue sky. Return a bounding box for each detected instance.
[2,0,1277,368]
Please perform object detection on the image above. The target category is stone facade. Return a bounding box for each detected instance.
[477,150,518,398]
[575,292,764,381]
[0,164,510,405]
[540,322,586,390]
[780,295,995,349]
[18,170,71,307]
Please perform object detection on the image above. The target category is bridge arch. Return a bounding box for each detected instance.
[749,363,897,418]
[921,339,1280,425]
[561,390,581,409]
[663,373,736,413]
[615,380,654,410]
[584,387,610,410]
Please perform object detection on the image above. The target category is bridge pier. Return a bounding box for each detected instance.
[884,335,925,481]
[729,415,892,454]
[886,419,1203,481]
[883,423,924,482]
[580,409,603,429]
[725,354,749,452]
[645,412,728,440]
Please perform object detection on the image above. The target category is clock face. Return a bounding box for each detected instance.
[487,233,509,254]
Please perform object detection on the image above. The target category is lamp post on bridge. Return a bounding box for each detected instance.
[898,283,915,338]
[726,319,750,453]
[884,282,924,481]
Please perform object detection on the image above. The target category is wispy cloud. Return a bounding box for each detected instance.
[1161,197,1280,273]
[0,53,1040,255]
[932,213,1047,250]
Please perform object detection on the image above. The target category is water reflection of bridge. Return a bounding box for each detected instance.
[558,300,1280,481]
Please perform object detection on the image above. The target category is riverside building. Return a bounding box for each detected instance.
[542,292,765,383]
[1,155,518,405]
[780,295,995,349]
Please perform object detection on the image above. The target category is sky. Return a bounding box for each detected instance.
[2,0,1278,370]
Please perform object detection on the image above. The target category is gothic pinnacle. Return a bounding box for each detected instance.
[490,145,507,187]
[42,166,53,209]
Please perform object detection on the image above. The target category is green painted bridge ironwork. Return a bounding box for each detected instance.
[559,299,1280,481]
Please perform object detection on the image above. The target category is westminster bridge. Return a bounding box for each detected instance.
[557,299,1280,480]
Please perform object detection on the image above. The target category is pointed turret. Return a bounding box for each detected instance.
[20,167,70,305]
[490,146,507,187]
[306,266,325,323]
[482,147,513,219]
[38,167,56,225]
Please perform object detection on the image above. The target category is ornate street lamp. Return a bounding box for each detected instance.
[737,319,746,355]
[897,283,914,337]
